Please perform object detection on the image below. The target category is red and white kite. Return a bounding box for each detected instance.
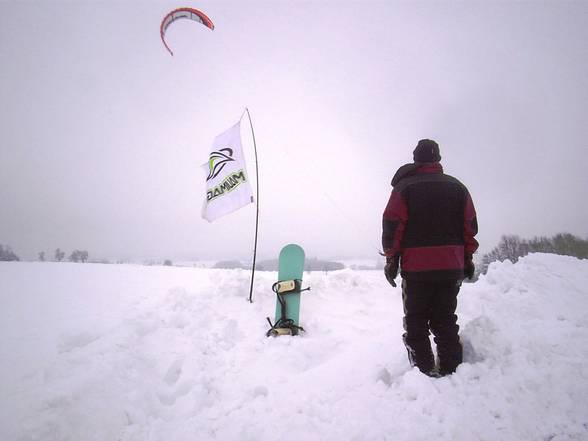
[160,7,214,56]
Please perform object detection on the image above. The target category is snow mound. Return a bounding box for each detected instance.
[1,254,587,441]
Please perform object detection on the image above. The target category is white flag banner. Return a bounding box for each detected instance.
[201,121,254,222]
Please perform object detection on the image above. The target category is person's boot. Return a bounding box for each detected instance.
[403,333,435,374]
[437,340,463,376]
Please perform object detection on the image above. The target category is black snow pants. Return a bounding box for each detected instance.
[402,278,463,376]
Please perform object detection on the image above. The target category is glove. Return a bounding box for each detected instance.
[384,256,400,287]
[464,255,475,280]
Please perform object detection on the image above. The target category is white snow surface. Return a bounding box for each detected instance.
[1,254,588,441]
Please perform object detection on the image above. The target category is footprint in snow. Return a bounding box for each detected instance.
[163,358,184,385]
[376,367,393,386]
[157,380,194,406]
[251,385,269,398]
[462,336,484,363]
[57,331,100,353]
[158,359,198,406]
[376,364,409,386]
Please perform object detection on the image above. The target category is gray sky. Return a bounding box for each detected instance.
[1,0,587,262]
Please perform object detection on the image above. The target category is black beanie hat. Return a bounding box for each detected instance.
[413,139,441,163]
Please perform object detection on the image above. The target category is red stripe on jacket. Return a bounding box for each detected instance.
[382,190,407,257]
[402,245,465,272]
[464,193,479,256]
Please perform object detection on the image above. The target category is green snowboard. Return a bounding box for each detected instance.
[269,244,306,336]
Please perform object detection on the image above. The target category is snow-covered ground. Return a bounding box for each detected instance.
[1,254,587,441]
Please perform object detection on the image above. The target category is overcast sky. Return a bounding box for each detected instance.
[1,0,587,262]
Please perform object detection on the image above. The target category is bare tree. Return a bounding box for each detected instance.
[498,235,527,263]
[68,250,89,263]
[55,248,65,262]
[0,244,20,261]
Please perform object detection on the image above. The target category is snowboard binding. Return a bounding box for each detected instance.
[266,279,310,337]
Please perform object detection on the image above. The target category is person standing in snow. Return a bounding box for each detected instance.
[382,139,478,377]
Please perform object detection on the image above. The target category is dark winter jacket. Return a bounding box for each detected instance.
[382,162,478,281]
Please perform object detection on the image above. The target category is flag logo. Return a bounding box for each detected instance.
[207,169,248,202]
[206,148,235,181]
[201,121,254,222]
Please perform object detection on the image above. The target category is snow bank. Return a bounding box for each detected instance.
[1,254,587,441]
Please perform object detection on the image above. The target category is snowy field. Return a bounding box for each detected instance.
[1,253,587,441]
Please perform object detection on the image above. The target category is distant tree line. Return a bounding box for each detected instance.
[213,260,245,269]
[214,258,345,272]
[143,259,174,266]
[479,233,588,277]
[305,258,345,272]
[0,244,20,261]
[35,248,91,263]
[2,244,170,266]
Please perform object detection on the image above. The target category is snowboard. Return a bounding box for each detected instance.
[271,244,305,335]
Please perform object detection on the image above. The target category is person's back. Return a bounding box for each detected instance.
[390,163,477,281]
[382,139,478,376]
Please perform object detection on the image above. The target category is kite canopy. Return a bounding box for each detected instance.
[160,7,214,56]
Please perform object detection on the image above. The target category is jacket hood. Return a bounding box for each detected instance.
[391,162,443,187]
[391,163,418,187]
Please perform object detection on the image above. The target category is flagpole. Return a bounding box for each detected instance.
[245,107,259,303]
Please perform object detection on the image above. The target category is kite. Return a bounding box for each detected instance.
[160,7,214,56]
